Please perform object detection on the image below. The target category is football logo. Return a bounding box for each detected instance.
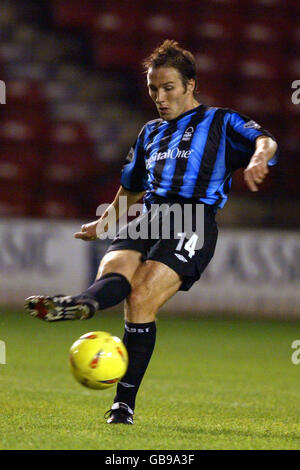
[182,126,194,142]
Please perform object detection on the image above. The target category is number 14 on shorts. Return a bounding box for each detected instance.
[176,232,199,258]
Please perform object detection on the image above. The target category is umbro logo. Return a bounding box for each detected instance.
[182,126,194,142]
[243,120,261,130]
[119,381,135,388]
[175,253,188,262]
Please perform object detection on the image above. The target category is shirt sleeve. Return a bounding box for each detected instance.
[226,110,279,170]
[120,126,148,192]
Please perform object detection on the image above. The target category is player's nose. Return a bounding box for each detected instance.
[155,89,166,104]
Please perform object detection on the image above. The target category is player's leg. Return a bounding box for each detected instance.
[24,250,142,321]
[106,206,219,423]
[106,260,182,424]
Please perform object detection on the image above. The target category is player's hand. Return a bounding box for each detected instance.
[244,151,269,192]
[74,221,98,241]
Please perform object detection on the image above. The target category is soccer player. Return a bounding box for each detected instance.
[25,40,278,424]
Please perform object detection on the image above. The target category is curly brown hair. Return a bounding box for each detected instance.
[143,40,197,95]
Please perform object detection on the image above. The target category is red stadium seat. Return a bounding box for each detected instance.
[284,0,300,15]
[289,23,300,54]
[140,0,191,54]
[237,51,281,81]
[238,16,288,55]
[237,76,282,97]
[92,37,142,71]
[91,2,143,40]
[280,152,299,197]
[231,90,282,118]
[240,0,288,16]
[281,117,300,154]
[191,11,240,48]
[142,11,188,51]
[286,57,300,82]
[197,0,240,15]
[283,97,299,118]
[235,52,284,113]
[0,118,42,143]
[193,48,238,80]
[6,80,46,105]
[241,21,280,45]
[0,184,33,217]
[52,0,98,29]
[88,177,121,214]
[2,103,49,130]
[49,121,93,145]
[256,116,284,143]
[90,1,143,70]
[0,144,41,184]
[36,187,81,219]
[43,144,106,186]
[197,82,234,109]
[189,11,241,84]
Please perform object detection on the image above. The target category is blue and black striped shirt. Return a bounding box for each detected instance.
[121,105,278,209]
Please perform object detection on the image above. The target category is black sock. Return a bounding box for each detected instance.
[114,321,156,411]
[73,273,131,310]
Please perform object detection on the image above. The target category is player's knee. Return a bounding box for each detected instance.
[97,257,121,279]
[96,250,141,281]
[127,284,151,310]
[125,284,157,322]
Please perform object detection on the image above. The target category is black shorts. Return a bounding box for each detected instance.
[105,195,218,291]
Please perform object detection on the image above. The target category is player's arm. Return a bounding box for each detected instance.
[74,186,146,241]
[244,136,278,192]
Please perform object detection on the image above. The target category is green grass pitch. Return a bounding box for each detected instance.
[0,307,300,450]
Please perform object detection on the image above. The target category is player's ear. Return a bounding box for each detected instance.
[187,79,195,95]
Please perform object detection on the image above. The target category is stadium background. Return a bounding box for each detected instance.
[0,0,299,317]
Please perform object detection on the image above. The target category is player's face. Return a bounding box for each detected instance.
[147,66,196,121]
